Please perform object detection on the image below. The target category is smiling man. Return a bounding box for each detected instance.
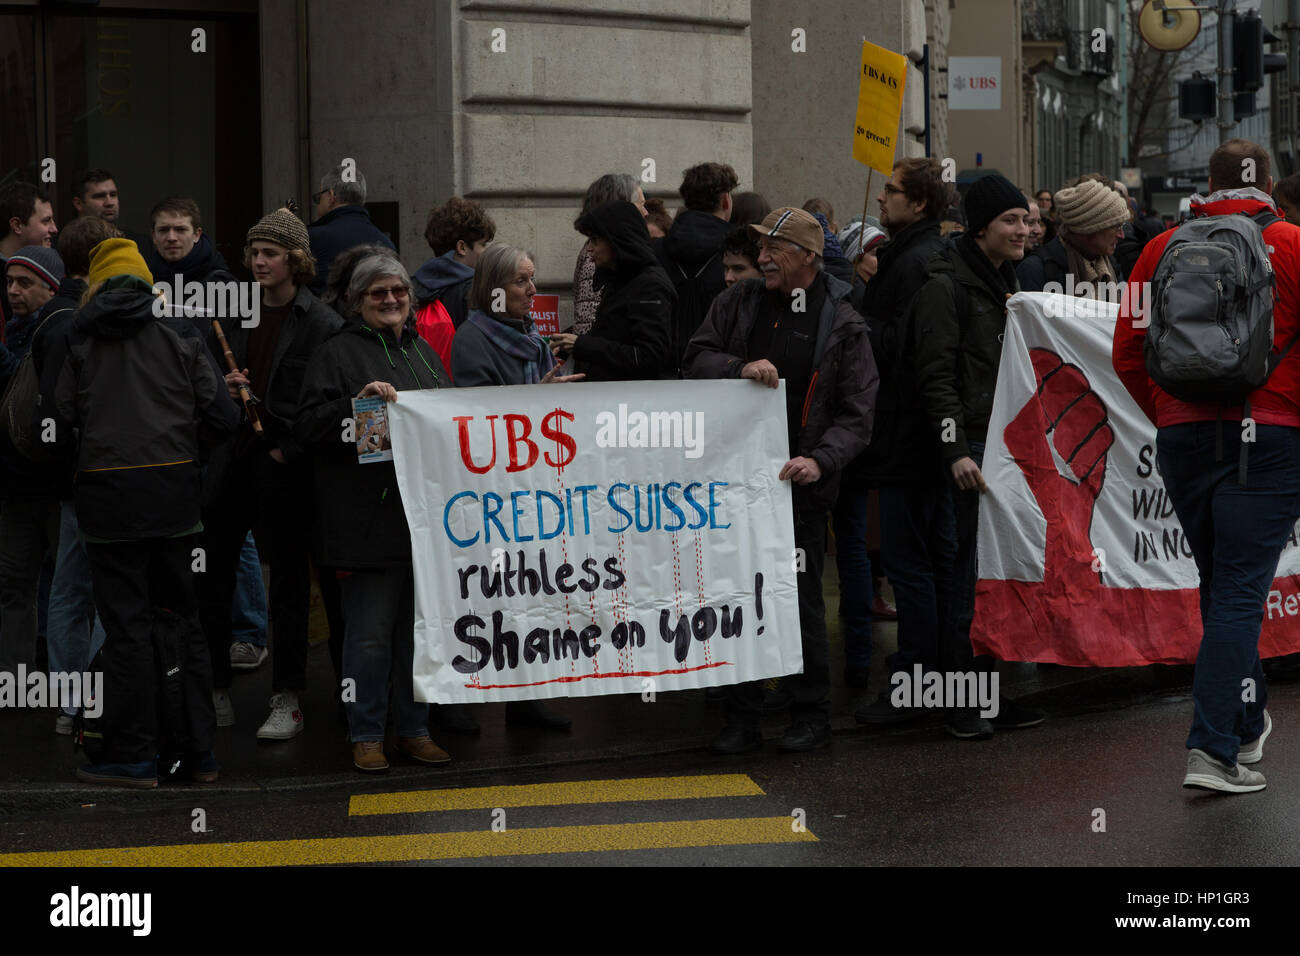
[912,173,1044,741]
[685,206,878,754]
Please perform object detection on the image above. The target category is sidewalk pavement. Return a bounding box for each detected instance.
[0,567,1198,810]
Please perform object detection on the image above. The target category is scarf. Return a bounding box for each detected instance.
[1061,230,1118,300]
[467,310,556,384]
[955,232,1018,301]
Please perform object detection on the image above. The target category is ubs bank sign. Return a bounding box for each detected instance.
[948,56,1002,110]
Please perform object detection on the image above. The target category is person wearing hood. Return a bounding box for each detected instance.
[912,173,1045,740]
[144,197,235,290]
[55,238,239,788]
[686,206,879,755]
[654,162,738,373]
[550,200,675,381]
[1114,139,1300,794]
[307,164,395,293]
[1017,177,1129,297]
[451,243,585,387]
[295,254,452,773]
[572,173,647,336]
[412,196,496,331]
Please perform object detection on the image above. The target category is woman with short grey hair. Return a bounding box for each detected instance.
[295,253,450,773]
[572,173,647,335]
[452,243,584,386]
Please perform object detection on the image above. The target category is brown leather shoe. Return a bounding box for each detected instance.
[352,740,389,772]
[396,735,451,765]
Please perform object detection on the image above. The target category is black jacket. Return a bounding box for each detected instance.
[1017,234,1123,292]
[913,233,1021,465]
[308,205,395,294]
[55,287,238,539]
[685,273,879,511]
[205,283,344,467]
[655,209,731,370]
[851,218,949,485]
[145,234,235,288]
[575,201,676,381]
[295,319,446,569]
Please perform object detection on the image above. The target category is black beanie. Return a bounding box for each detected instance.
[963,174,1029,236]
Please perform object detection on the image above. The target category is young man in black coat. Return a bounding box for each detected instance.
[197,208,344,738]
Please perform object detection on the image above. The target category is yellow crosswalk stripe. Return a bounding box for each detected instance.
[0,817,817,867]
[348,773,764,816]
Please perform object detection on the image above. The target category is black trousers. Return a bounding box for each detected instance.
[726,507,830,726]
[197,451,311,692]
[85,536,214,765]
[0,494,59,672]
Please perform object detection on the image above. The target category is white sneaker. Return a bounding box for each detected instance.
[54,713,75,736]
[230,641,269,671]
[213,690,235,727]
[257,692,304,740]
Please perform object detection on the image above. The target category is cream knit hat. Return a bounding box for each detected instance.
[1053,180,1130,234]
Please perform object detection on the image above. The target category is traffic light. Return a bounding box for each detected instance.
[1233,10,1286,93]
[1179,73,1216,121]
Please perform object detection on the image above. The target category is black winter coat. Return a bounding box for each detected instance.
[295,319,446,569]
[655,209,730,370]
[56,287,239,539]
[851,218,949,485]
[307,205,395,294]
[685,273,879,512]
[913,234,1020,465]
[574,201,676,381]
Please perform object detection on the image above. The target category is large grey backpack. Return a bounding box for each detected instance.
[1144,209,1283,403]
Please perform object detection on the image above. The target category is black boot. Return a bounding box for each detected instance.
[505,699,571,731]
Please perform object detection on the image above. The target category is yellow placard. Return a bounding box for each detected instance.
[853,40,908,174]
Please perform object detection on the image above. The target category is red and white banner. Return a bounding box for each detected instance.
[973,292,1300,666]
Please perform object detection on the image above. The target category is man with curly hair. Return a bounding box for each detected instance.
[413,196,496,329]
[197,208,343,740]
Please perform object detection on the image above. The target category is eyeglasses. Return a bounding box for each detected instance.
[882,183,906,195]
[312,189,332,204]
[365,286,409,302]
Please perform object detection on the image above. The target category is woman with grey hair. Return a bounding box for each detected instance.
[572,172,647,335]
[295,254,451,773]
[451,243,585,387]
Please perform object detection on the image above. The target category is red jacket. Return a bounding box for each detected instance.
[1113,189,1300,428]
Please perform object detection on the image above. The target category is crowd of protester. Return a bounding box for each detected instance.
[1,141,1294,789]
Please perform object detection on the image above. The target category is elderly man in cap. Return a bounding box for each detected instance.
[685,206,879,754]
[1017,176,1130,297]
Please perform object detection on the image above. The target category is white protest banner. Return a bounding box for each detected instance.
[388,381,802,703]
[973,292,1300,666]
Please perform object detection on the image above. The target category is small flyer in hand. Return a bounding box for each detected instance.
[352,396,393,463]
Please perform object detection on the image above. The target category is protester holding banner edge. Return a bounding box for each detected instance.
[686,205,878,754]
[294,254,452,773]
[911,173,1046,741]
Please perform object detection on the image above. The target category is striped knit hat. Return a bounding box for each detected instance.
[6,245,64,292]
[246,206,310,253]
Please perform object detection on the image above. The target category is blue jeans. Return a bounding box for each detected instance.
[232,532,268,645]
[832,486,874,670]
[879,471,957,675]
[340,566,428,742]
[46,501,107,712]
[1157,422,1300,765]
